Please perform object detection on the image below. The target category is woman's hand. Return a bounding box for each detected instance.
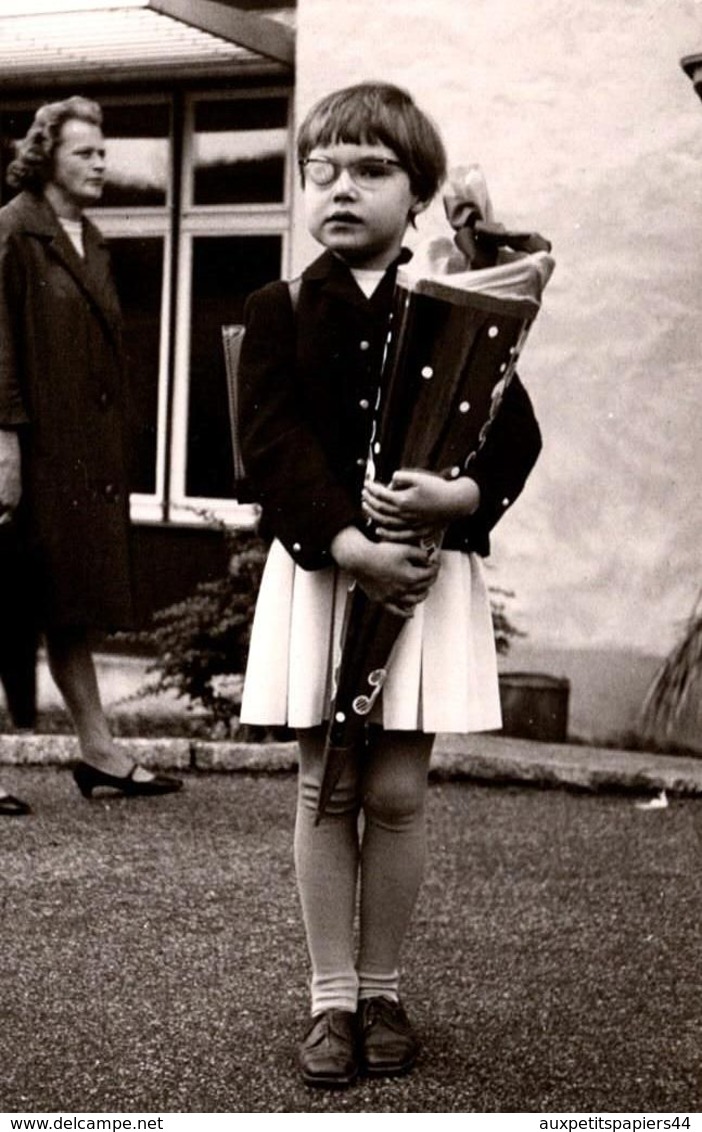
[362,469,480,543]
[0,429,21,523]
[330,526,440,618]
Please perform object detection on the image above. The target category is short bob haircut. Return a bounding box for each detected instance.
[297,81,447,204]
[7,95,103,193]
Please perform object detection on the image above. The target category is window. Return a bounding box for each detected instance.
[185,234,283,501]
[101,101,170,208]
[0,88,292,528]
[109,236,165,496]
[169,90,291,525]
[0,106,33,187]
[192,95,288,206]
[91,95,173,523]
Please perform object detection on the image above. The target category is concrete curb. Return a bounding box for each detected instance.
[2,731,701,795]
[429,734,702,795]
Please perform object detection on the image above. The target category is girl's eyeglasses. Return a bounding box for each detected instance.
[300,157,404,189]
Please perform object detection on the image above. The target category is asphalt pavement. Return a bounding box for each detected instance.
[2,655,702,1113]
[1,767,701,1114]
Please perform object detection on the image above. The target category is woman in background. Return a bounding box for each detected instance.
[0,95,181,803]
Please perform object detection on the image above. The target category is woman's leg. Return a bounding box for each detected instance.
[0,622,38,730]
[44,626,134,777]
[357,728,434,1000]
[295,726,362,1016]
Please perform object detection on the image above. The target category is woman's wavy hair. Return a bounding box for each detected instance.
[6,95,103,192]
[297,81,447,205]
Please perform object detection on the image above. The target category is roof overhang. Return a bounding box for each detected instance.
[0,1,295,90]
[681,54,702,103]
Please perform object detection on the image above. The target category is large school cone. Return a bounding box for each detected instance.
[315,176,555,823]
[315,586,405,823]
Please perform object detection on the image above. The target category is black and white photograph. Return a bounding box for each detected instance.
[0,0,700,1121]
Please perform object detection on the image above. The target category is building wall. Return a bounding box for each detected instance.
[291,0,702,679]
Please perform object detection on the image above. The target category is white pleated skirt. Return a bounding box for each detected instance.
[240,539,502,733]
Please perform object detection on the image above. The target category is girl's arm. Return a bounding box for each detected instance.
[362,374,541,550]
[238,283,359,571]
[239,281,443,605]
[362,470,480,543]
[457,373,542,547]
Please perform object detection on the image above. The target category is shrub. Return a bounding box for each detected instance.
[490,584,526,655]
[641,588,702,741]
[120,529,268,732]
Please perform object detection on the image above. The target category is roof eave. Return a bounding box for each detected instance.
[0,2,295,92]
[148,0,295,68]
[681,54,702,101]
[0,58,289,93]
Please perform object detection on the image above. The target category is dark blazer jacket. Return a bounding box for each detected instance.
[238,249,542,571]
[0,191,133,629]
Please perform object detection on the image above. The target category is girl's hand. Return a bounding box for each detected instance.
[330,527,440,618]
[361,469,480,542]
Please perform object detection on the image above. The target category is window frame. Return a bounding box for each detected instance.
[83,90,174,523]
[96,211,173,523]
[168,87,293,528]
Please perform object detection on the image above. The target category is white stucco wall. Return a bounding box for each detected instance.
[291,0,702,660]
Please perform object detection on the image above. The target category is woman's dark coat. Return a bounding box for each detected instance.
[239,249,542,571]
[0,191,133,629]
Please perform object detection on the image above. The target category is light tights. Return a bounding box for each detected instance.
[294,726,433,1016]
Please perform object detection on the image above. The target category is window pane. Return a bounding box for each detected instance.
[0,108,35,201]
[186,234,282,499]
[109,237,164,495]
[193,97,287,205]
[100,102,170,207]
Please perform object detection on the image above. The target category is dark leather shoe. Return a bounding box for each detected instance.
[299,1009,358,1088]
[358,997,419,1077]
[73,761,183,799]
[0,792,31,816]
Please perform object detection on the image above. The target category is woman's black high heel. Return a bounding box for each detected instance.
[0,792,32,816]
[73,761,183,799]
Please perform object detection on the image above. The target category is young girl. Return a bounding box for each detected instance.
[238,82,542,1087]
